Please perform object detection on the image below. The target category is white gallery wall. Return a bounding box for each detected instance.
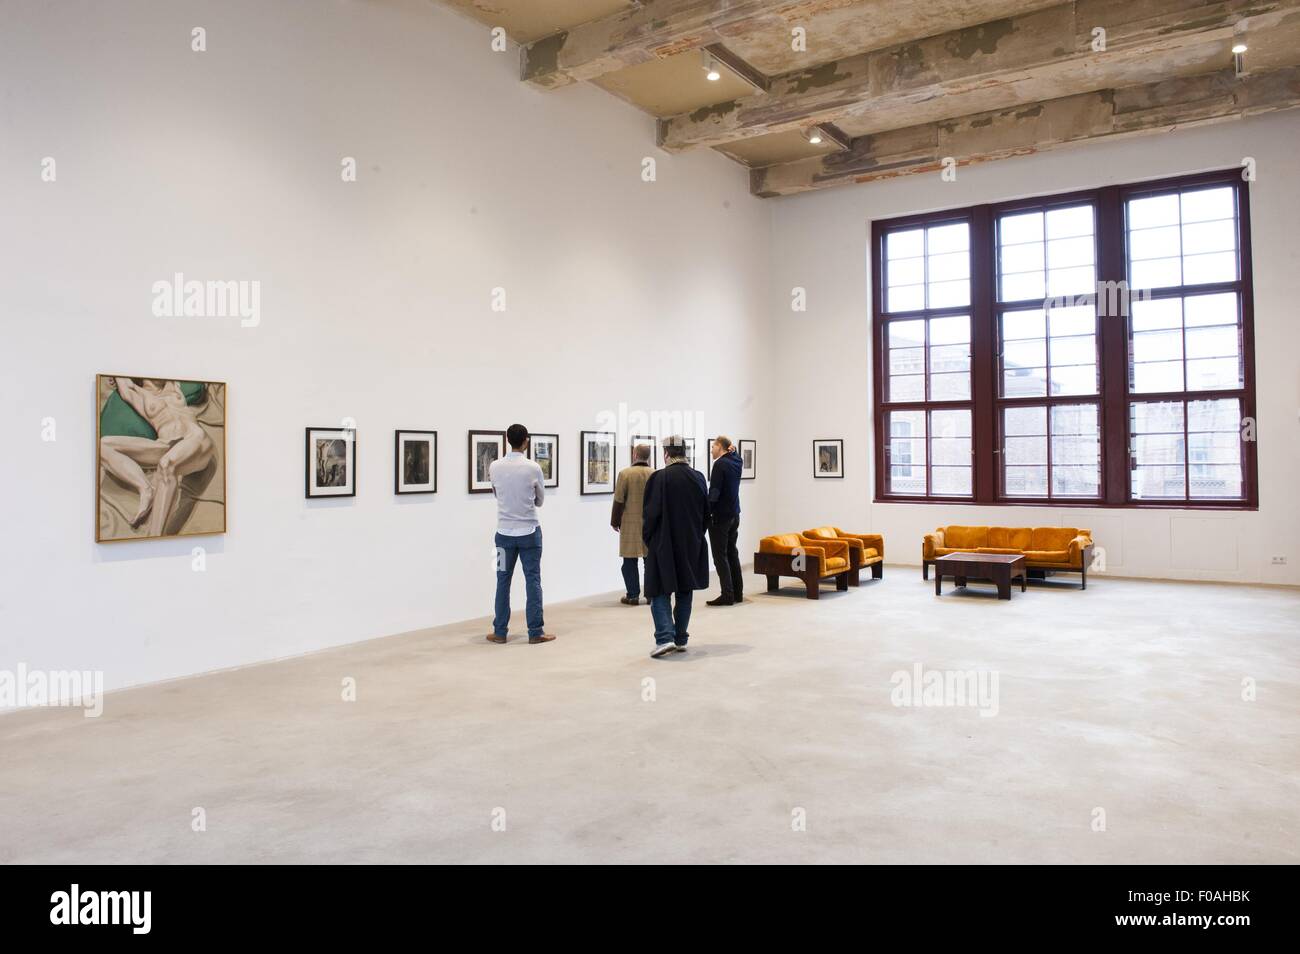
[0,0,776,693]
[766,112,1300,586]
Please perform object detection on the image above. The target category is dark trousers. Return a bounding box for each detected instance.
[621,557,643,599]
[709,515,743,601]
[493,528,543,638]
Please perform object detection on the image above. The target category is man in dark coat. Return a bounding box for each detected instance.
[705,435,744,606]
[641,435,709,657]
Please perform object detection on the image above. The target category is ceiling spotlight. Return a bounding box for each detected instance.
[803,127,823,145]
[1232,41,1248,77]
[702,50,721,81]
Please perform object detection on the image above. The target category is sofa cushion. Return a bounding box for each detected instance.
[944,526,988,548]
[1024,549,1070,564]
[987,527,1032,549]
[823,556,848,572]
[861,548,879,559]
[1030,527,1078,550]
[804,527,838,541]
[976,547,1023,555]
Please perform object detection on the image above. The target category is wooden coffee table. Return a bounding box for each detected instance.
[934,553,1027,600]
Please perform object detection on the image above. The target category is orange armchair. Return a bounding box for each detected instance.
[754,532,856,599]
[803,526,884,581]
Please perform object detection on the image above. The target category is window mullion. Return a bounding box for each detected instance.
[970,205,996,503]
[1096,185,1128,506]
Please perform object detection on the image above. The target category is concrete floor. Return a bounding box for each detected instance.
[2,567,1298,864]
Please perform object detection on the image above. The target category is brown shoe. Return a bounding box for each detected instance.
[485,634,506,644]
[620,596,640,605]
[528,634,556,644]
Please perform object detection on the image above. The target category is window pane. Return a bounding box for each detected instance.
[890,374,925,402]
[930,372,970,400]
[888,256,924,286]
[887,284,924,312]
[1131,401,1185,500]
[1182,251,1236,285]
[1184,292,1237,327]
[1129,225,1181,261]
[1131,297,1181,330]
[1047,205,1093,238]
[1188,397,1240,432]
[889,320,925,349]
[1128,193,1179,229]
[1181,186,1234,223]
[887,411,926,495]
[1048,304,1094,337]
[928,279,969,308]
[927,223,968,253]
[1050,364,1097,395]
[929,409,971,496]
[929,314,969,345]
[927,250,969,282]
[887,229,923,259]
[1000,211,1042,245]
[1051,404,1100,496]
[1130,257,1181,290]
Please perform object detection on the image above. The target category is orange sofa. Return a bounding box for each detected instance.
[922,526,1094,589]
[803,526,884,581]
[754,532,858,599]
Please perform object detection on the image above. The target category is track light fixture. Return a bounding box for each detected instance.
[1232,41,1248,77]
[702,50,721,81]
[802,126,823,145]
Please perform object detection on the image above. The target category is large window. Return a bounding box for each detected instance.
[872,170,1256,509]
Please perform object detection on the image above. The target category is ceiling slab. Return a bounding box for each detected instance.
[595,50,756,117]
[715,128,841,166]
[436,0,633,45]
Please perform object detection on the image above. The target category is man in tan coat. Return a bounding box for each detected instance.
[612,443,654,605]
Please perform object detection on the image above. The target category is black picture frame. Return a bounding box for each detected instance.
[739,439,756,480]
[529,432,559,489]
[394,429,437,494]
[305,426,357,498]
[813,438,844,479]
[468,430,505,494]
[580,430,616,496]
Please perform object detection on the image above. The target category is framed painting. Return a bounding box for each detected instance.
[395,430,437,494]
[306,426,356,498]
[629,434,657,469]
[739,439,756,480]
[96,374,227,542]
[529,433,559,489]
[468,430,505,494]
[814,438,844,478]
[580,430,616,495]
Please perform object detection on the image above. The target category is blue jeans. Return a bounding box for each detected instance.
[493,528,544,638]
[649,591,692,647]
[621,557,643,599]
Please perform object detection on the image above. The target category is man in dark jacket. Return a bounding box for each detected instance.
[641,435,709,658]
[705,435,744,606]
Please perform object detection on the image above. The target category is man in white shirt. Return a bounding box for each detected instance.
[486,424,555,644]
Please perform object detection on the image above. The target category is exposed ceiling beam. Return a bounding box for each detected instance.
[520,0,783,89]
[750,66,1300,197]
[660,0,1300,152]
[704,43,769,93]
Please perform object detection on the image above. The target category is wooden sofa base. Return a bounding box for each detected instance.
[754,551,881,599]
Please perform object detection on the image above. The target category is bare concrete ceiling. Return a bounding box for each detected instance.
[433,0,1300,196]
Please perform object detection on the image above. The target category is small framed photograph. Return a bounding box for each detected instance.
[739,439,756,480]
[468,430,505,494]
[306,426,356,498]
[395,430,437,494]
[630,434,657,469]
[529,432,559,489]
[580,430,616,495]
[813,438,844,479]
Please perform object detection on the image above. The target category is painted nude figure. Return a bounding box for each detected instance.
[99,378,215,536]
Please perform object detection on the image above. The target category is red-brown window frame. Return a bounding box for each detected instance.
[871,169,1258,510]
